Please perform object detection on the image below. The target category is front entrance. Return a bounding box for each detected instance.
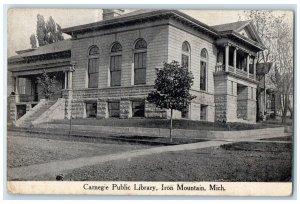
[17,71,65,103]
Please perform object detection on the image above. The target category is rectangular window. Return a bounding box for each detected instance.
[200,61,207,91]
[132,101,145,117]
[110,55,121,86]
[108,102,120,118]
[88,58,99,88]
[200,105,208,121]
[18,78,26,94]
[86,102,97,118]
[134,52,146,85]
[182,54,189,68]
[231,81,234,95]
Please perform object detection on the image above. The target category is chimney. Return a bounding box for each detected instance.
[102,9,125,20]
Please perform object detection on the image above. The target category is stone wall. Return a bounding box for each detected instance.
[214,94,227,122]
[167,23,217,122]
[213,72,258,123]
[237,86,249,119]
[71,21,169,89]
[145,101,166,119]
[120,100,131,119]
[8,95,17,122]
[97,100,108,119]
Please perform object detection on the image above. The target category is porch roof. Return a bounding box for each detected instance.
[9,39,72,61]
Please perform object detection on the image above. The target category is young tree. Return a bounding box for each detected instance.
[37,70,57,99]
[147,61,196,142]
[30,34,37,48]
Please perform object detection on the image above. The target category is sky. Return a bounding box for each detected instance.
[7,9,292,57]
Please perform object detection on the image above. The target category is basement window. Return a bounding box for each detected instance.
[86,102,97,118]
[16,105,26,119]
[108,102,120,118]
[132,101,145,117]
[200,105,208,121]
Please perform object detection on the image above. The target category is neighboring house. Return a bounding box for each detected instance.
[7,9,265,126]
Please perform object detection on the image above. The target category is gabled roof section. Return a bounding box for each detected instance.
[212,20,251,32]
[9,39,72,60]
[212,20,263,45]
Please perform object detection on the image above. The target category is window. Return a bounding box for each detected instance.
[86,102,97,118]
[251,87,254,99]
[18,78,26,94]
[182,41,190,69]
[88,46,99,88]
[200,48,208,91]
[134,39,147,85]
[110,42,122,86]
[200,105,207,121]
[231,81,234,95]
[132,101,145,117]
[108,102,120,118]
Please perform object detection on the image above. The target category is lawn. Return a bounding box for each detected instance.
[31,140,292,182]
[7,131,149,168]
[51,118,282,131]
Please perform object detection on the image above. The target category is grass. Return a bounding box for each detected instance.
[31,141,292,182]
[7,131,149,169]
[51,118,282,131]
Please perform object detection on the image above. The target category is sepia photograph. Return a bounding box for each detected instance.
[5,7,294,196]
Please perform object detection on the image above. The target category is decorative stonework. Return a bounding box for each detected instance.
[9,95,17,122]
[214,95,227,122]
[62,90,73,119]
[120,100,131,119]
[144,101,166,119]
[97,101,108,119]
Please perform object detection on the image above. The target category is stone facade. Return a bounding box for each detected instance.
[214,73,257,123]
[8,10,265,124]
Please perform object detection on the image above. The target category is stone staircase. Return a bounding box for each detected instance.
[16,100,57,128]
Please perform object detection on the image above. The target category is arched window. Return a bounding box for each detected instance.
[87,46,100,88]
[181,41,190,69]
[200,48,208,91]
[133,39,147,85]
[110,42,122,86]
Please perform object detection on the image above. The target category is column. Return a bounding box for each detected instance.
[68,71,73,89]
[14,76,19,94]
[64,71,68,89]
[246,54,250,78]
[253,57,257,80]
[225,44,229,72]
[233,48,237,73]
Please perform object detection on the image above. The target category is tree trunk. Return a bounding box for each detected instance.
[170,109,173,143]
[282,94,288,124]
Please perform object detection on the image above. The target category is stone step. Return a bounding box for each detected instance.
[17,100,58,128]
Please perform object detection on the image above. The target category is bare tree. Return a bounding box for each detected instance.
[240,11,294,124]
[269,16,293,124]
